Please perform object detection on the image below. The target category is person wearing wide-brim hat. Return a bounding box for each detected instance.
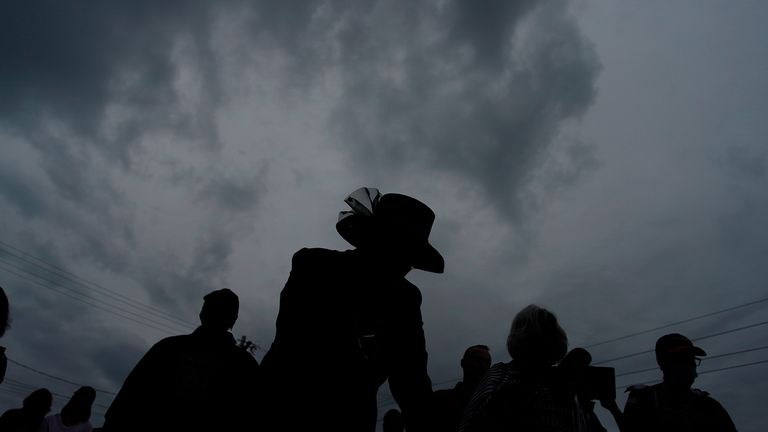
[261,187,444,432]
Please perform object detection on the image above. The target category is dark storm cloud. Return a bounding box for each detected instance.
[0,0,224,164]
[2,1,602,421]
[330,0,600,219]
[0,0,271,320]
[196,170,267,214]
[0,163,49,219]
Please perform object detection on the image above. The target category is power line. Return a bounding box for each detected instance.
[0,240,197,328]
[593,319,768,365]
[0,247,195,332]
[616,358,768,390]
[0,258,194,333]
[698,359,768,376]
[585,294,768,349]
[0,264,181,335]
[7,358,117,395]
[0,257,191,334]
[412,295,768,404]
[3,377,111,412]
[615,345,768,378]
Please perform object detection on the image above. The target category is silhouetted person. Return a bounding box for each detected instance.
[261,187,444,432]
[0,388,52,432]
[1,285,9,384]
[432,345,492,431]
[40,386,96,432]
[459,305,595,432]
[103,289,259,432]
[623,333,737,432]
[383,408,405,432]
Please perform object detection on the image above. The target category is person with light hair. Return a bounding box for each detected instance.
[460,305,592,432]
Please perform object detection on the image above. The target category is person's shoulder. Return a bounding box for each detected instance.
[0,408,21,419]
[485,362,517,383]
[291,248,345,269]
[627,382,664,394]
[434,386,459,397]
[231,346,260,367]
[148,333,194,355]
[691,387,711,397]
[292,247,342,261]
[691,388,727,408]
[690,389,736,427]
[489,361,510,372]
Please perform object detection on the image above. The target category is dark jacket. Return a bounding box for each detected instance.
[261,248,432,432]
[623,383,737,432]
[432,381,473,432]
[103,326,259,432]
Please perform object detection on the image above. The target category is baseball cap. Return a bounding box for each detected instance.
[655,333,707,357]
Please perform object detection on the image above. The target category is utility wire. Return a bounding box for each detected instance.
[2,377,111,411]
[0,249,195,332]
[0,258,190,334]
[585,294,768,349]
[0,240,197,328]
[593,319,768,365]
[615,345,768,378]
[616,358,768,390]
[0,264,178,335]
[7,358,117,395]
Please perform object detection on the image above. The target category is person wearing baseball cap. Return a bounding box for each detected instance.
[622,333,737,432]
[261,187,444,432]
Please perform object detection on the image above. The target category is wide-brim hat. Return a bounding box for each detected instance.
[336,187,444,273]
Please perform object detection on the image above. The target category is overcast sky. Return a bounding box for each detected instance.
[1,1,767,430]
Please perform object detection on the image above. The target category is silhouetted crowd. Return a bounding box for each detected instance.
[0,188,738,431]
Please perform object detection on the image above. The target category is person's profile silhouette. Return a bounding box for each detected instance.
[103,288,259,431]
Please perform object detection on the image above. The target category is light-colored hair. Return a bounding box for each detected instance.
[506,304,568,366]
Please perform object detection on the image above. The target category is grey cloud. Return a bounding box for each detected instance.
[0,0,225,164]
[196,170,267,215]
[0,0,271,323]
[0,163,49,219]
[135,232,236,318]
[330,0,600,220]
[444,0,537,70]
[724,145,767,180]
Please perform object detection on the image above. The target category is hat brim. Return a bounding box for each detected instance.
[337,214,444,273]
[411,242,444,273]
[692,346,707,357]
